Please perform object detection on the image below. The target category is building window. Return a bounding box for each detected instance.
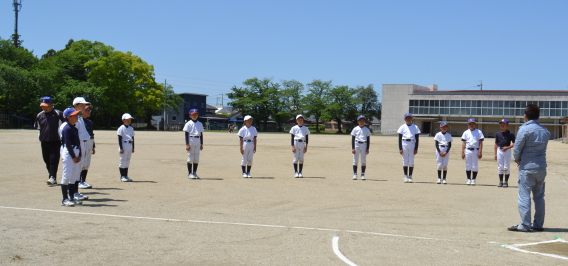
[193,102,198,107]
[201,103,205,108]
[172,116,177,121]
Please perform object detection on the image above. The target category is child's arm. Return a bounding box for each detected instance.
[435,140,441,153]
[351,135,356,154]
[185,132,190,151]
[239,137,244,154]
[200,132,203,150]
[398,134,403,154]
[461,140,466,159]
[253,136,257,153]
[132,137,135,152]
[447,142,452,153]
[291,134,295,152]
[366,136,370,154]
[304,135,308,152]
[494,143,498,160]
[118,136,124,153]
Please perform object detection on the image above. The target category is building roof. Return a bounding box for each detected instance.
[179,93,209,97]
[413,89,568,95]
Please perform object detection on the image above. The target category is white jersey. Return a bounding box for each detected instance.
[117,124,135,141]
[461,128,484,149]
[183,120,204,136]
[351,126,371,142]
[397,123,421,139]
[76,117,91,141]
[238,125,258,140]
[289,125,310,140]
[434,131,453,146]
[58,122,68,139]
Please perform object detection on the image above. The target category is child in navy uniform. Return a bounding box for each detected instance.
[494,119,515,187]
[117,113,135,182]
[60,108,82,206]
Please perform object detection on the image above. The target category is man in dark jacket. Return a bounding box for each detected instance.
[34,97,64,185]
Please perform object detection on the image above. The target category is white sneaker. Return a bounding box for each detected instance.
[82,181,92,188]
[437,178,441,184]
[466,179,471,185]
[408,177,413,183]
[442,179,447,184]
[47,177,56,185]
[120,176,131,182]
[72,199,83,205]
[61,199,75,207]
[247,173,252,178]
[471,179,476,186]
[193,173,200,179]
[361,174,366,180]
[353,174,357,180]
[242,173,248,178]
[404,177,409,183]
[78,182,89,189]
[188,173,194,179]
[298,173,303,178]
[74,192,88,200]
[294,172,299,178]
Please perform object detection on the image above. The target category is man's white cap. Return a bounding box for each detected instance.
[244,115,253,121]
[122,113,134,120]
[296,114,304,120]
[73,97,90,105]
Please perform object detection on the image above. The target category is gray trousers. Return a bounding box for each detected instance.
[517,167,546,230]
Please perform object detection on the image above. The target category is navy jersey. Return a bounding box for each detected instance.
[495,130,515,148]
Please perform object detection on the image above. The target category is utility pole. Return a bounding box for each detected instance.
[477,80,483,91]
[163,79,167,129]
[12,0,23,47]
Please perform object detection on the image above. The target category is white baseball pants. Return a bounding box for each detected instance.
[241,141,254,166]
[82,139,94,170]
[119,142,133,168]
[293,140,306,164]
[401,141,416,167]
[353,142,367,166]
[497,148,511,174]
[436,145,450,170]
[61,146,81,185]
[465,148,479,171]
[187,137,201,164]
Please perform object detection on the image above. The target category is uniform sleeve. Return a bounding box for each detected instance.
[479,130,484,140]
[415,125,421,134]
[305,127,310,135]
[200,132,203,145]
[461,131,467,141]
[291,134,294,146]
[305,135,308,144]
[447,141,452,152]
[131,129,135,136]
[433,133,440,142]
[237,128,244,138]
[351,128,357,136]
[396,125,403,134]
[34,113,41,129]
[185,132,189,145]
[415,134,419,150]
[366,136,370,150]
[435,140,441,153]
[398,134,403,150]
[183,122,190,132]
[448,135,453,142]
[352,135,355,149]
[366,128,372,137]
[117,126,123,136]
[62,128,76,159]
[289,126,295,134]
[511,133,516,143]
[118,136,123,150]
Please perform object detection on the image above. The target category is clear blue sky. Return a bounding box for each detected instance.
[2,1,567,104]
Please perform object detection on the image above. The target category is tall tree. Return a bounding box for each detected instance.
[227,77,279,131]
[356,84,381,122]
[304,79,331,133]
[323,85,358,133]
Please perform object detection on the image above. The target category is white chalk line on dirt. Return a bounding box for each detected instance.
[1,205,453,242]
[333,236,359,266]
[504,239,568,261]
[552,173,568,185]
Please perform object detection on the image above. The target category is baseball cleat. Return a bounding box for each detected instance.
[72,199,83,205]
[498,181,503,187]
[361,174,366,180]
[503,182,508,188]
[78,182,89,189]
[193,173,200,179]
[247,173,252,178]
[404,177,409,183]
[508,225,530,232]
[407,177,413,183]
[242,173,248,178]
[298,173,303,178]
[74,192,88,200]
[352,174,357,180]
[295,172,299,178]
[82,181,92,188]
[120,176,130,182]
[61,199,75,207]
[437,178,441,184]
[188,173,194,179]
[466,179,472,185]
[471,179,476,186]
[47,177,56,185]
[442,179,447,184]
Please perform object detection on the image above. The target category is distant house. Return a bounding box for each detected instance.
[163,93,208,125]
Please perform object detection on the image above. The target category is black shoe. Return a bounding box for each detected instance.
[508,225,530,232]
[498,181,503,187]
[531,226,544,232]
[503,182,508,188]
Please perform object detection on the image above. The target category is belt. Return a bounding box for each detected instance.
[82,140,87,142]
[295,139,303,142]
[467,148,479,150]
[123,140,133,143]
[244,140,253,142]
[90,136,94,139]
[357,141,366,144]
[439,145,448,147]
[403,139,413,142]
[191,136,200,138]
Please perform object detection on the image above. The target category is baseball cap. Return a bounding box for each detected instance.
[404,113,413,118]
[190,109,199,114]
[84,104,93,111]
[122,113,134,120]
[40,96,52,107]
[357,115,366,121]
[73,97,90,106]
[499,119,509,124]
[244,115,253,121]
[440,122,448,127]
[63,107,80,118]
[296,114,304,120]
[467,118,476,123]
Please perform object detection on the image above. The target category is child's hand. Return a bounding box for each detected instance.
[240,148,244,154]
[120,149,124,154]
[186,145,190,151]
[414,150,418,155]
[399,150,403,155]
[461,152,465,159]
[352,149,356,154]
[200,145,203,151]
[477,152,482,159]
[253,147,256,153]
[303,147,307,153]
[366,149,369,155]
[494,154,497,160]
[292,147,296,153]
[132,149,135,153]
[92,148,96,155]
[73,158,80,163]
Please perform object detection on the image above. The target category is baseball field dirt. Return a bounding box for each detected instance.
[1,130,567,265]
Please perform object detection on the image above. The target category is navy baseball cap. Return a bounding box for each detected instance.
[189,109,199,114]
[440,122,448,127]
[63,107,80,118]
[500,119,509,124]
[467,118,476,123]
[357,115,366,121]
[404,113,412,118]
[40,96,52,107]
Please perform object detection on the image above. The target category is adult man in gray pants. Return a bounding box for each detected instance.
[508,104,550,232]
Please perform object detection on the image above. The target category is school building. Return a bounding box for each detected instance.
[381,84,568,139]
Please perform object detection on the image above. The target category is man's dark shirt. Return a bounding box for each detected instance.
[495,130,515,148]
[34,109,64,142]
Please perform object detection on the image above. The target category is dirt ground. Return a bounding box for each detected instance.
[1,130,567,265]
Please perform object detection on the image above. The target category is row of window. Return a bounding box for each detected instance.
[409,100,568,109]
[185,102,205,108]
[408,107,567,117]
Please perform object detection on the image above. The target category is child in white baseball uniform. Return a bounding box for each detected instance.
[184,109,204,179]
[60,108,82,206]
[238,115,258,178]
[461,118,484,185]
[352,115,371,180]
[494,119,515,188]
[71,97,90,200]
[398,113,421,183]
[117,113,135,182]
[290,114,310,178]
[79,104,95,189]
[434,122,453,184]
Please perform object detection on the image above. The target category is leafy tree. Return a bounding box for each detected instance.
[227,77,278,131]
[304,79,332,133]
[323,85,358,133]
[356,84,381,122]
[281,79,304,117]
